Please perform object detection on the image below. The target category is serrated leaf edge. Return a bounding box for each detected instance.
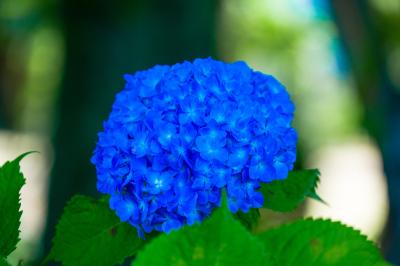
[262,217,381,251]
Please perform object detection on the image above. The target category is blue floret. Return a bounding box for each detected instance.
[91,58,297,235]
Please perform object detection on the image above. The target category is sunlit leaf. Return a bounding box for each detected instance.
[258,218,388,265]
[133,196,273,266]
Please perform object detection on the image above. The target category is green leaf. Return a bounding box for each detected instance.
[260,169,322,212]
[46,195,146,266]
[0,256,10,266]
[233,208,260,230]
[133,197,273,266]
[257,218,388,265]
[0,152,33,257]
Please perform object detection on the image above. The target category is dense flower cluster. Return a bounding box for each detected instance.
[91,58,297,235]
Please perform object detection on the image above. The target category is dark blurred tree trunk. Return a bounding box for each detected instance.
[42,0,218,257]
[0,43,10,129]
[331,1,400,264]
[0,39,25,129]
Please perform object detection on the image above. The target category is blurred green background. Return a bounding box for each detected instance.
[0,0,399,265]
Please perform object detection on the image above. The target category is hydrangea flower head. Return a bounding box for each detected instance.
[91,58,297,235]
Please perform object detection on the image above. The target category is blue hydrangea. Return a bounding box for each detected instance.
[91,58,297,235]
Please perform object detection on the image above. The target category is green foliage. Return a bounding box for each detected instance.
[133,197,272,266]
[0,152,32,257]
[46,195,146,266]
[257,218,388,266]
[0,152,389,265]
[260,169,322,212]
[0,257,10,266]
[233,208,261,230]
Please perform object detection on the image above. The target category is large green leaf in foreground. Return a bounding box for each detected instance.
[260,169,322,212]
[0,153,31,257]
[258,218,388,266]
[47,195,145,266]
[133,199,272,266]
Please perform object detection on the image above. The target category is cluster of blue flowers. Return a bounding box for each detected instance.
[91,58,297,235]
